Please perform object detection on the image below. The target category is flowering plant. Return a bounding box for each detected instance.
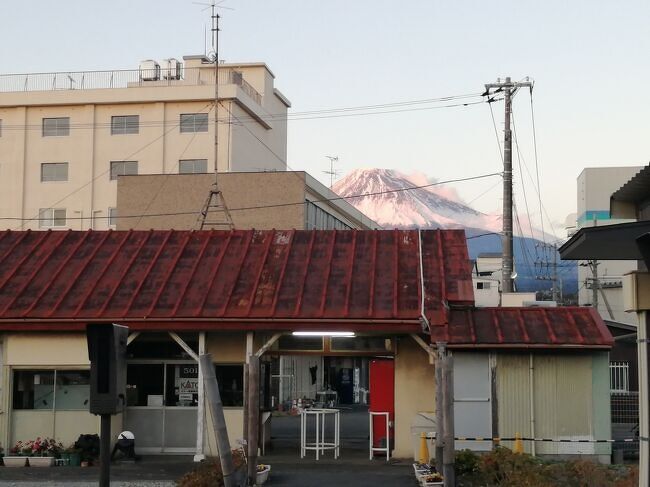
[9,438,63,457]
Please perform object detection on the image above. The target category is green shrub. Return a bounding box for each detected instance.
[455,449,480,476]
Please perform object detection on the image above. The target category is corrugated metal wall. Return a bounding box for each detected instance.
[496,354,531,452]
[497,353,597,455]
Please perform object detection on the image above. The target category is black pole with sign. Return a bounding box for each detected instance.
[86,323,129,487]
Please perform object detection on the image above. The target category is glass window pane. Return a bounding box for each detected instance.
[277,336,323,351]
[180,114,193,133]
[166,364,199,407]
[13,371,55,410]
[53,209,66,227]
[55,371,90,410]
[195,114,209,132]
[215,365,243,407]
[126,364,164,407]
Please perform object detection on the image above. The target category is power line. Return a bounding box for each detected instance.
[2,172,502,223]
[133,104,216,228]
[11,100,217,231]
[0,93,490,131]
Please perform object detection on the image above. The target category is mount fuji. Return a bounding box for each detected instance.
[332,168,576,294]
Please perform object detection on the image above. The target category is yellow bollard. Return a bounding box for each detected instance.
[513,432,524,454]
[419,432,430,464]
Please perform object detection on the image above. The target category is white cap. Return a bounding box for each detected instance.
[118,431,135,440]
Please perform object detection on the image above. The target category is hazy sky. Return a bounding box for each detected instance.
[2,1,649,236]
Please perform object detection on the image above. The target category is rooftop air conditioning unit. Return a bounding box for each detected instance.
[139,60,160,81]
[162,58,182,80]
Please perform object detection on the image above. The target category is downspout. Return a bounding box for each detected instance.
[418,229,431,333]
[529,354,536,456]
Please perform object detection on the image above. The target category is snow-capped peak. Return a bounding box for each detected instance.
[332,168,502,231]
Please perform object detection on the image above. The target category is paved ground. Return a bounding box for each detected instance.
[0,456,413,486]
[0,407,414,485]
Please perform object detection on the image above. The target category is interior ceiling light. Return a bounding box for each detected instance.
[292,331,355,337]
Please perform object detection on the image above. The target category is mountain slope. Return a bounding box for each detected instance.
[332,168,502,231]
[332,168,576,293]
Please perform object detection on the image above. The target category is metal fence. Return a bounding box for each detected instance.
[610,361,630,393]
[611,391,639,455]
[0,67,262,104]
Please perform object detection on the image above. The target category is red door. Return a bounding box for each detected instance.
[369,359,395,449]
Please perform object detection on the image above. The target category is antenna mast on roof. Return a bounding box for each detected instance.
[196,0,234,230]
[324,155,339,188]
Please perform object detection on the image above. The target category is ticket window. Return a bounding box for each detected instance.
[166,364,199,407]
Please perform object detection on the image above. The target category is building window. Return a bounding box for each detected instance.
[41,162,69,182]
[476,282,491,290]
[610,361,630,392]
[179,159,208,174]
[110,161,138,180]
[108,207,117,227]
[38,208,66,228]
[180,113,209,133]
[111,115,139,135]
[12,370,89,410]
[305,201,351,230]
[42,117,70,137]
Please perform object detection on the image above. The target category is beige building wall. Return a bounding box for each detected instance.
[393,337,435,459]
[116,171,379,231]
[0,331,251,453]
[0,58,289,231]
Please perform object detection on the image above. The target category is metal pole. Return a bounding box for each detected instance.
[591,260,599,310]
[551,244,559,302]
[99,414,111,487]
[247,355,260,486]
[435,343,445,473]
[200,354,235,487]
[502,78,514,293]
[442,353,455,487]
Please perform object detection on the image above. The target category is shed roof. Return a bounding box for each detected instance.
[434,307,613,349]
[0,229,613,349]
[0,229,472,331]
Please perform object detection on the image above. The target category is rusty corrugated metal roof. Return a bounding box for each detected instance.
[433,307,613,349]
[0,229,473,331]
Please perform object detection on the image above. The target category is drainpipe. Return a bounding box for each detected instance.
[417,229,431,333]
[529,354,535,456]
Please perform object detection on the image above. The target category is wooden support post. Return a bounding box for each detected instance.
[435,343,445,473]
[194,332,206,462]
[200,353,235,487]
[247,354,260,486]
[442,353,455,487]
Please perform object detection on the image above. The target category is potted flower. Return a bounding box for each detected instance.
[4,441,27,467]
[20,437,62,467]
[256,463,271,485]
[61,444,82,466]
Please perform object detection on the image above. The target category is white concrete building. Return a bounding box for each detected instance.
[575,167,643,325]
[0,55,290,230]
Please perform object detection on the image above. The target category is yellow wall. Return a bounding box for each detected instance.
[5,333,90,366]
[393,337,435,459]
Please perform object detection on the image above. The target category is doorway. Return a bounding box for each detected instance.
[124,361,198,454]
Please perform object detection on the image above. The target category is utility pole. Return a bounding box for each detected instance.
[483,77,534,293]
[551,244,559,302]
[589,260,599,310]
[197,2,234,230]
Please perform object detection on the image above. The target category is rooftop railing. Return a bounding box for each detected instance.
[0,66,262,104]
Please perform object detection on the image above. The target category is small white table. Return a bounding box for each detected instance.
[300,408,340,460]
